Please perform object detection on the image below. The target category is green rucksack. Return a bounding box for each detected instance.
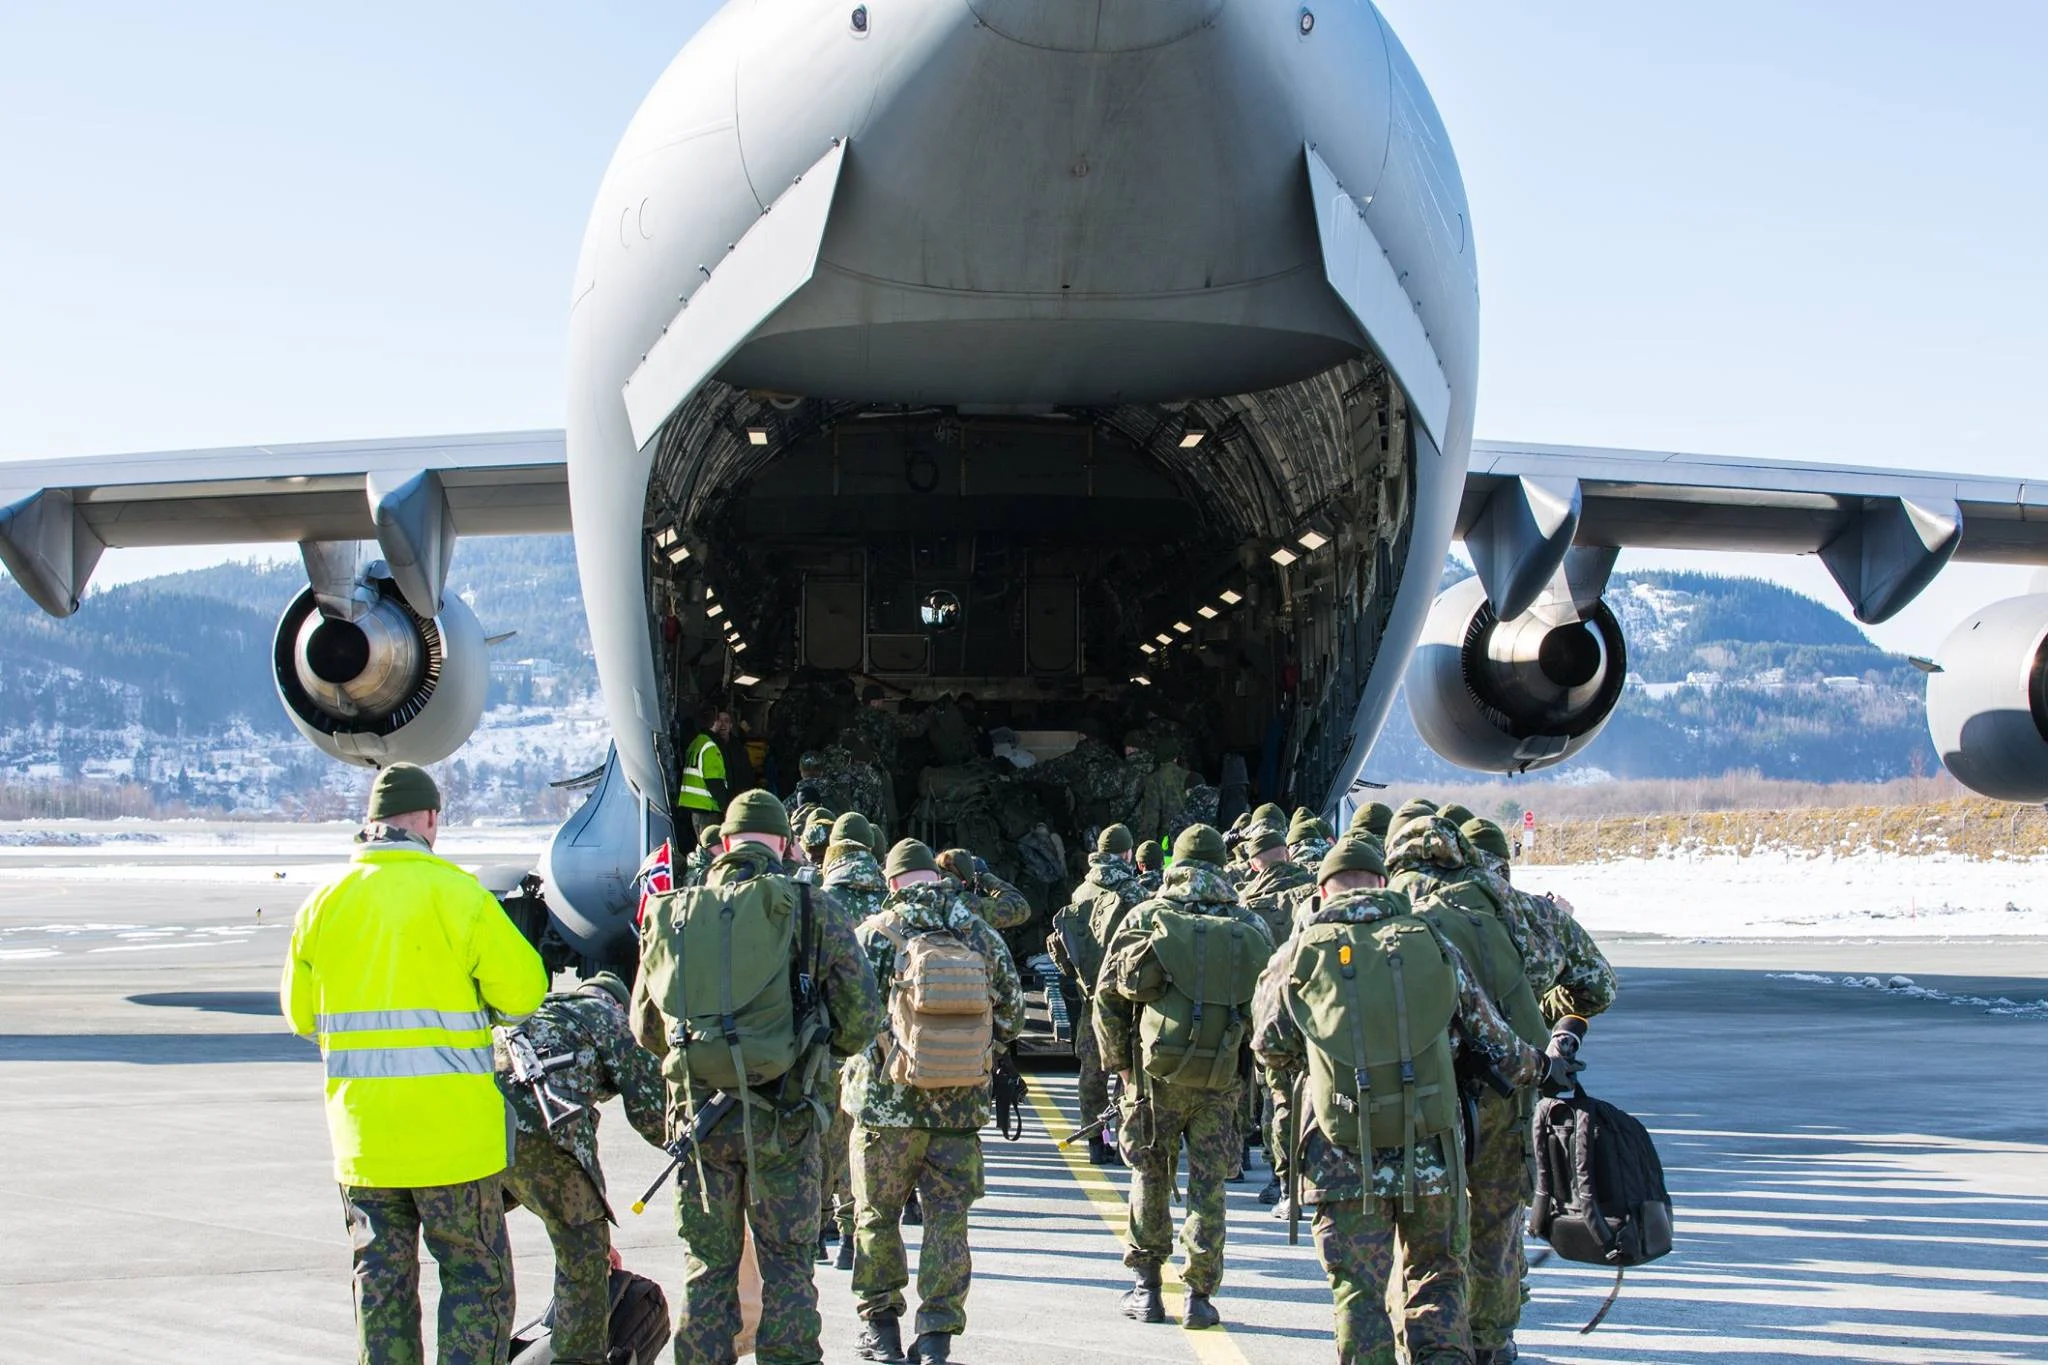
[638,871,824,1096]
[1136,905,1272,1091]
[1285,911,1460,1207]
[1411,880,1549,1050]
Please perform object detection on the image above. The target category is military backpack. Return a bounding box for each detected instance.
[873,916,995,1090]
[637,871,825,1096]
[1132,905,1272,1091]
[1284,909,1461,1203]
[1412,880,1549,1050]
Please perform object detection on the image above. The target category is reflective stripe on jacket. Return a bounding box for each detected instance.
[281,843,547,1188]
[676,731,726,811]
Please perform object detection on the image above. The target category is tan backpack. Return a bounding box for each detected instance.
[874,918,994,1089]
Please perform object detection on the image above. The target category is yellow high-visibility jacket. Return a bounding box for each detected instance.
[281,841,547,1188]
[676,731,727,812]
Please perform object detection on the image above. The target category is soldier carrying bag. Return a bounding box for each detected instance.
[1135,906,1271,1092]
[873,917,995,1089]
[508,1265,673,1365]
[1528,1083,1674,1332]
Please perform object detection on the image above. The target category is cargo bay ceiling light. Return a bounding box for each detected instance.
[665,543,691,564]
[746,426,770,446]
[1172,620,1193,634]
[1218,589,1243,606]
[1155,632,1174,646]
[731,640,748,653]
[1178,427,1208,449]
[706,603,724,618]
[733,673,762,687]
[1131,674,1153,687]
[1197,605,1219,620]
[1140,643,1157,655]
[1270,545,1299,566]
[654,527,680,549]
[1297,529,1330,552]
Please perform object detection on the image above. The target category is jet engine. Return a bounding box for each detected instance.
[1924,594,2048,802]
[1406,575,1628,774]
[271,574,489,768]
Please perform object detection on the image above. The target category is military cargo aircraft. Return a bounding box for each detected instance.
[5,2,2047,975]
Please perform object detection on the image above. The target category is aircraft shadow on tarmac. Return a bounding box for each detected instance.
[0,1031,314,1064]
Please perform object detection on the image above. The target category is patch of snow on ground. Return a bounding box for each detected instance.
[1767,971,2048,1018]
[1522,850,2047,938]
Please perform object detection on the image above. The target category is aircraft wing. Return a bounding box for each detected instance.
[0,430,569,616]
[1458,439,2048,623]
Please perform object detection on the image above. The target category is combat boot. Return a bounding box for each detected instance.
[1087,1133,1113,1166]
[1257,1175,1283,1205]
[857,1313,907,1362]
[1121,1272,1166,1324]
[911,1331,953,1364]
[836,1236,855,1271]
[1182,1292,1220,1331]
[816,1231,830,1262]
[902,1189,923,1225]
[1473,1346,1518,1364]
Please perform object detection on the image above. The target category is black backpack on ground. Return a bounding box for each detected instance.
[1528,1085,1674,1332]
[509,1267,672,1365]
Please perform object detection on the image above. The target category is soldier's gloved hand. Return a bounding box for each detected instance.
[1542,1016,1588,1093]
[973,856,989,877]
[1549,1015,1588,1062]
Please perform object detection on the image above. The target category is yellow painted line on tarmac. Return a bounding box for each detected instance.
[1022,1079,1256,1365]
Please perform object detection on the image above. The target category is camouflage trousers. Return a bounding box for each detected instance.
[673,1109,824,1365]
[1464,1090,1534,1351]
[340,1178,515,1365]
[502,1137,612,1365]
[851,1125,985,1336]
[1074,1009,1109,1127]
[820,1106,855,1238]
[1317,1191,1470,1365]
[1120,1079,1236,1295]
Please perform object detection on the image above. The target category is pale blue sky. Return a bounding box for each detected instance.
[2,1,2042,650]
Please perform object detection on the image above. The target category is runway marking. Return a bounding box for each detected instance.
[1021,1078,1256,1365]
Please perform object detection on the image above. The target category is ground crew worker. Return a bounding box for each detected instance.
[849,840,1027,1365]
[281,763,547,1365]
[1095,824,1274,1331]
[677,704,730,843]
[1047,824,1148,1165]
[1387,815,1553,1365]
[632,790,884,1365]
[1250,836,1573,1365]
[820,812,889,1270]
[496,973,668,1365]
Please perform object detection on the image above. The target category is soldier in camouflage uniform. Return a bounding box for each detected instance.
[1228,804,1290,889]
[1134,840,1164,894]
[496,974,669,1365]
[1462,818,1617,1023]
[1287,808,1335,868]
[682,825,722,887]
[1252,836,1563,1365]
[847,840,1027,1365]
[1095,825,1274,1331]
[1386,814,1554,1365]
[800,809,836,869]
[820,812,889,1270]
[935,848,1033,933]
[630,791,884,1365]
[1234,822,1316,1204]
[1047,824,1148,1164]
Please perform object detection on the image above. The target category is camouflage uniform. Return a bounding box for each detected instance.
[821,843,891,1241]
[948,860,1033,934]
[631,842,884,1365]
[1048,854,1148,1127]
[495,989,668,1364]
[847,884,1027,1338]
[342,1181,514,1365]
[1251,885,1543,1365]
[1236,855,1316,1171]
[1094,862,1273,1297]
[682,841,719,888]
[819,743,891,841]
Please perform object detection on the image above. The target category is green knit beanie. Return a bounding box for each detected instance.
[884,838,941,880]
[830,811,876,852]
[724,789,791,839]
[367,763,441,821]
[1462,818,1513,862]
[1172,823,1227,867]
[1097,823,1136,856]
[1318,835,1387,883]
[1350,802,1393,840]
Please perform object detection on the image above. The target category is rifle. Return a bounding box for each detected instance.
[992,1050,1027,1142]
[1285,1071,1304,1247]
[630,1091,739,1215]
[502,1028,583,1132]
[1058,1072,1123,1150]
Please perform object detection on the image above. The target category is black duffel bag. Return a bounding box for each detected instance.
[1528,1084,1674,1332]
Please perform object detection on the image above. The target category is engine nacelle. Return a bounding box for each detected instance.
[1925,594,2048,802]
[1406,575,1628,774]
[272,578,489,768]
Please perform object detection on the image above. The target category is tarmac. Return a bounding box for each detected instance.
[2,864,2046,1364]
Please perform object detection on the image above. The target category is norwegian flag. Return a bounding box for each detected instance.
[634,840,674,928]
